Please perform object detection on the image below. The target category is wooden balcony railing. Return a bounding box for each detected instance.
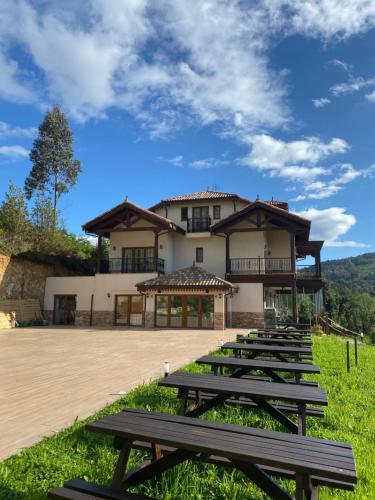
[99,258,165,274]
[187,217,211,233]
[229,257,292,274]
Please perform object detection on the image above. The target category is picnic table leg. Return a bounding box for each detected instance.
[111,439,133,490]
[251,398,298,434]
[298,404,307,436]
[178,389,189,415]
[295,474,317,500]
[232,460,294,500]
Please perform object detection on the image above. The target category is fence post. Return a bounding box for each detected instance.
[346,341,350,373]
[354,337,358,367]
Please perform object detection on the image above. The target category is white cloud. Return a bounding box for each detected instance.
[266,1,375,40]
[166,155,184,167]
[312,97,331,108]
[295,207,369,247]
[0,121,36,139]
[330,75,375,96]
[365,90,375,102]
[0,145,29,157]
[189,157,229,169]
[243,134,348,170]
[329,59,352,73]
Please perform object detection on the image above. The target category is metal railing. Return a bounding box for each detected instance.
[187,217,211,233]
[99,258,165,274]
[296,264,320,279]
[229,257,292,274]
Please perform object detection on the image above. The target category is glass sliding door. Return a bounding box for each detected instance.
[201,296,214,328]
[122,247,155,273]
[186,296,199,328]
[53,295,76,325]
[155,295,214,328]
[115,295,144,326]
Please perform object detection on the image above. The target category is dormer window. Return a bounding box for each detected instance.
[181,207,188,221]
[213,205,221,220]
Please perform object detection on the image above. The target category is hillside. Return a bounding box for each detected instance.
[322,252,375,295]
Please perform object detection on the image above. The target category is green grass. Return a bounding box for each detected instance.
[0,336,374,499]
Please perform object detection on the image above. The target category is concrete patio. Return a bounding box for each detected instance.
[0,326,243,461]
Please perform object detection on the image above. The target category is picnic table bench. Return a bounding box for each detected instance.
[49,480,155,499]
[222,342,313,363]
[255,330,311,339]
[78,408,356,500]
[237,336,312,347]
[196,355,320,385]
[160,372,327,434]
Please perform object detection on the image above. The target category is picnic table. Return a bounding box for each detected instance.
[196,355,320,385]
[222,342,313,363]
[255,330,311,339]
[160,371,327,435]
[237,336,312,347]
[79,408,356,500]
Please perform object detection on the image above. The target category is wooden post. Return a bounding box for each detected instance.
[354,337,358,366]
[154,231,159,273]
[315,250,321,277]
[346,341,350,373]
[96,235,103,274]
[225,233,231,274]
[290,232,296,272]
[292,283,298,324]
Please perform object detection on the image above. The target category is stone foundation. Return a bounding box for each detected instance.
[144,312,154,328]
[214,312,225,330]
[75,310,91,327]
[230,312,264,329]
[92,310,114,327]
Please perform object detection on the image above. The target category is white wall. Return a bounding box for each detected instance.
[172,233,226,277]
[44,273,155,312]
[154,199,249,228]
[266,230,291,258]
[44,277,95,310]
[230,283,264,312]
[230,231,266,259]
[109,231,155,259]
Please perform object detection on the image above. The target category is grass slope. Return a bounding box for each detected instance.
[0,336,374,499]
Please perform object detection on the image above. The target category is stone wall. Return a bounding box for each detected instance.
[0,254,73,306]
[230,312,264,329]
[214,312,224,330]
[92,310,114,327]
[75,310,91,326]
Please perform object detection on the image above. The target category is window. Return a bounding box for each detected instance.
[196,247,204,263]
[213,205,221,219]
[181,207,188,221]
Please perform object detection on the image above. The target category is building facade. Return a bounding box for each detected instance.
[43,191,324,330]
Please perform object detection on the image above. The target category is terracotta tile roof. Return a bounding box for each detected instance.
[137,265,233,290]
[150,191,251,209]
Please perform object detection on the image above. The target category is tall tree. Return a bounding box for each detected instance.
[25,104,82,229]
[0,181,31,254]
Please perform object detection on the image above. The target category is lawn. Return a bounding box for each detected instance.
[0,335,374,499]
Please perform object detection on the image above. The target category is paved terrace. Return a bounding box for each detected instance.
[0,327,243,461]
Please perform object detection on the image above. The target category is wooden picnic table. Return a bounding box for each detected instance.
[238,336,312,347]
[84,408,357,500]
[222,342,313,363]
[160,371,327,435]
[254,330,311,339]
[196,355,320,385]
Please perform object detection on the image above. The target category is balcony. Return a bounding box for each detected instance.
[99,258,165,274]
[229,257,292,274]
[187,217,211,233]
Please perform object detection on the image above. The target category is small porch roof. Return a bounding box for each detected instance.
[137,265,233,291]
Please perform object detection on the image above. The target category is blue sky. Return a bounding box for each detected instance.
[1,1,375,261]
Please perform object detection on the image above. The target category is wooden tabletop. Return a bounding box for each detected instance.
[222,342,313,355]
[238,336,312,346]
[196,355,320,374]
[160,372,327,405]
[86,408,356,485]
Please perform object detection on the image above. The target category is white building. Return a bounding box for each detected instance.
[44,191,324,329]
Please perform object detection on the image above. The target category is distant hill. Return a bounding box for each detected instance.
[322,252,375,295]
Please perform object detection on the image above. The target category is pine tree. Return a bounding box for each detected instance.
[25,104,82,230]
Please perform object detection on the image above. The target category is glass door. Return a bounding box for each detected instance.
[186,296,199,328]
[201,296,214,328]
[53,295,76,325]
[115,295,144,326]
[192,206,209,231]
